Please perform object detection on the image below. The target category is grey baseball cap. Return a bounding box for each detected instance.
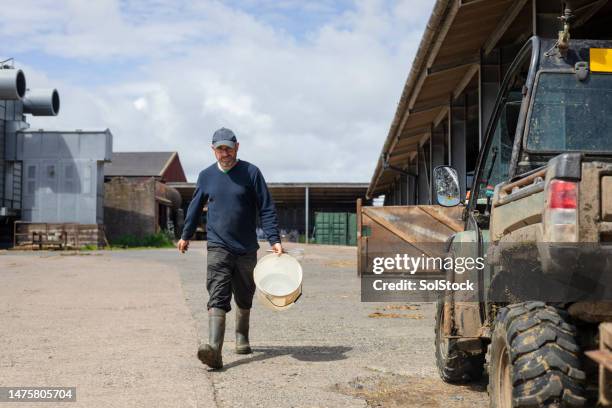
[212,127,237,148]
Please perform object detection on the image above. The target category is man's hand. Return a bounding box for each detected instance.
[271,242,283,256]
[178,239,190,254]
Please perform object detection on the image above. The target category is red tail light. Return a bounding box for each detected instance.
[548,180,577,209]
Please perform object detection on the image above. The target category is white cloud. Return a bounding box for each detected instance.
[133,97,148,111]
[5,0,434,182]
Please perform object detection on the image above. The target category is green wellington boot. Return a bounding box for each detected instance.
[197,307,226,369]
[235,307,252,354]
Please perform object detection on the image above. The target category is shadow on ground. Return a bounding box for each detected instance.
[219,345,352,370]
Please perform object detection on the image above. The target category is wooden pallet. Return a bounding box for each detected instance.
[13,222,108,249]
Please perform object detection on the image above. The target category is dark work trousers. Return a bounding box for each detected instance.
[206,246,258,312]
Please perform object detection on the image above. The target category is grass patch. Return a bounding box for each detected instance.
[111,232,175,249]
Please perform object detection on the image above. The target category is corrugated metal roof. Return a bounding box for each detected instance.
[367,0,519,197]
[105,151,177,177]
[368,0,612,198]
[168,182,369,204]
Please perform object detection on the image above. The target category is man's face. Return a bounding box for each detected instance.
[212,143,239,169]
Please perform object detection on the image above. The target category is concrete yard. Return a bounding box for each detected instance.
[0,243,488,407]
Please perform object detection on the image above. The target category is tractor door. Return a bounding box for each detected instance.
[448,38,538,336]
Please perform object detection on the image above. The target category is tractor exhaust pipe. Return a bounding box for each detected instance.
[23,88,60,116]
[0,68,26,100]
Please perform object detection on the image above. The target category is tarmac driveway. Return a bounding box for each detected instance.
[0,243,487,407]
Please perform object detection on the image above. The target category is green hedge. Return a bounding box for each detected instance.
[112,232,175,248]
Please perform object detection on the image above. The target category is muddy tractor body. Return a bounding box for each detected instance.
[433,36,612,407]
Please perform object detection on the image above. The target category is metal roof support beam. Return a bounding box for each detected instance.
[573,0,608,27]
[389,144,419,158]
[460,0,491,5]
[409,97,450,115]
[431,120,447,168]
[433,105,450,129]
[450,93,468,197]
[483,0,530,56]
[419,132,431,147]
[398,126,431,141]
[447,98,452,168]
[305,186,309,241]
[427,54,480,76]
[452,63,480,100]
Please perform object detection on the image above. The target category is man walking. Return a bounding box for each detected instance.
[177,127,283,369]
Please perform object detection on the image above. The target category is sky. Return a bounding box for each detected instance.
[1,0,434,183]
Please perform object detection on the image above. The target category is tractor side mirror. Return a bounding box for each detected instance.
[433,166,461,207]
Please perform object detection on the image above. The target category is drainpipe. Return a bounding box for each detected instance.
[305,186,309,243]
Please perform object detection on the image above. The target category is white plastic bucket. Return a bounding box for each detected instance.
[254,253,303,310]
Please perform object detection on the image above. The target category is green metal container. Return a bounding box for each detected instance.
[314,212,357,246]
[348,213,357,246]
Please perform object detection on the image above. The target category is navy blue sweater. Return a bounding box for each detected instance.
[181,160,280,254]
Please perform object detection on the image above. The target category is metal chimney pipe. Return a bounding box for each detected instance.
[23,88,60,116]
[0,68,26,100]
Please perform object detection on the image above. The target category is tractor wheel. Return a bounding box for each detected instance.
[435,300,485,383]
[488,301,586,408]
